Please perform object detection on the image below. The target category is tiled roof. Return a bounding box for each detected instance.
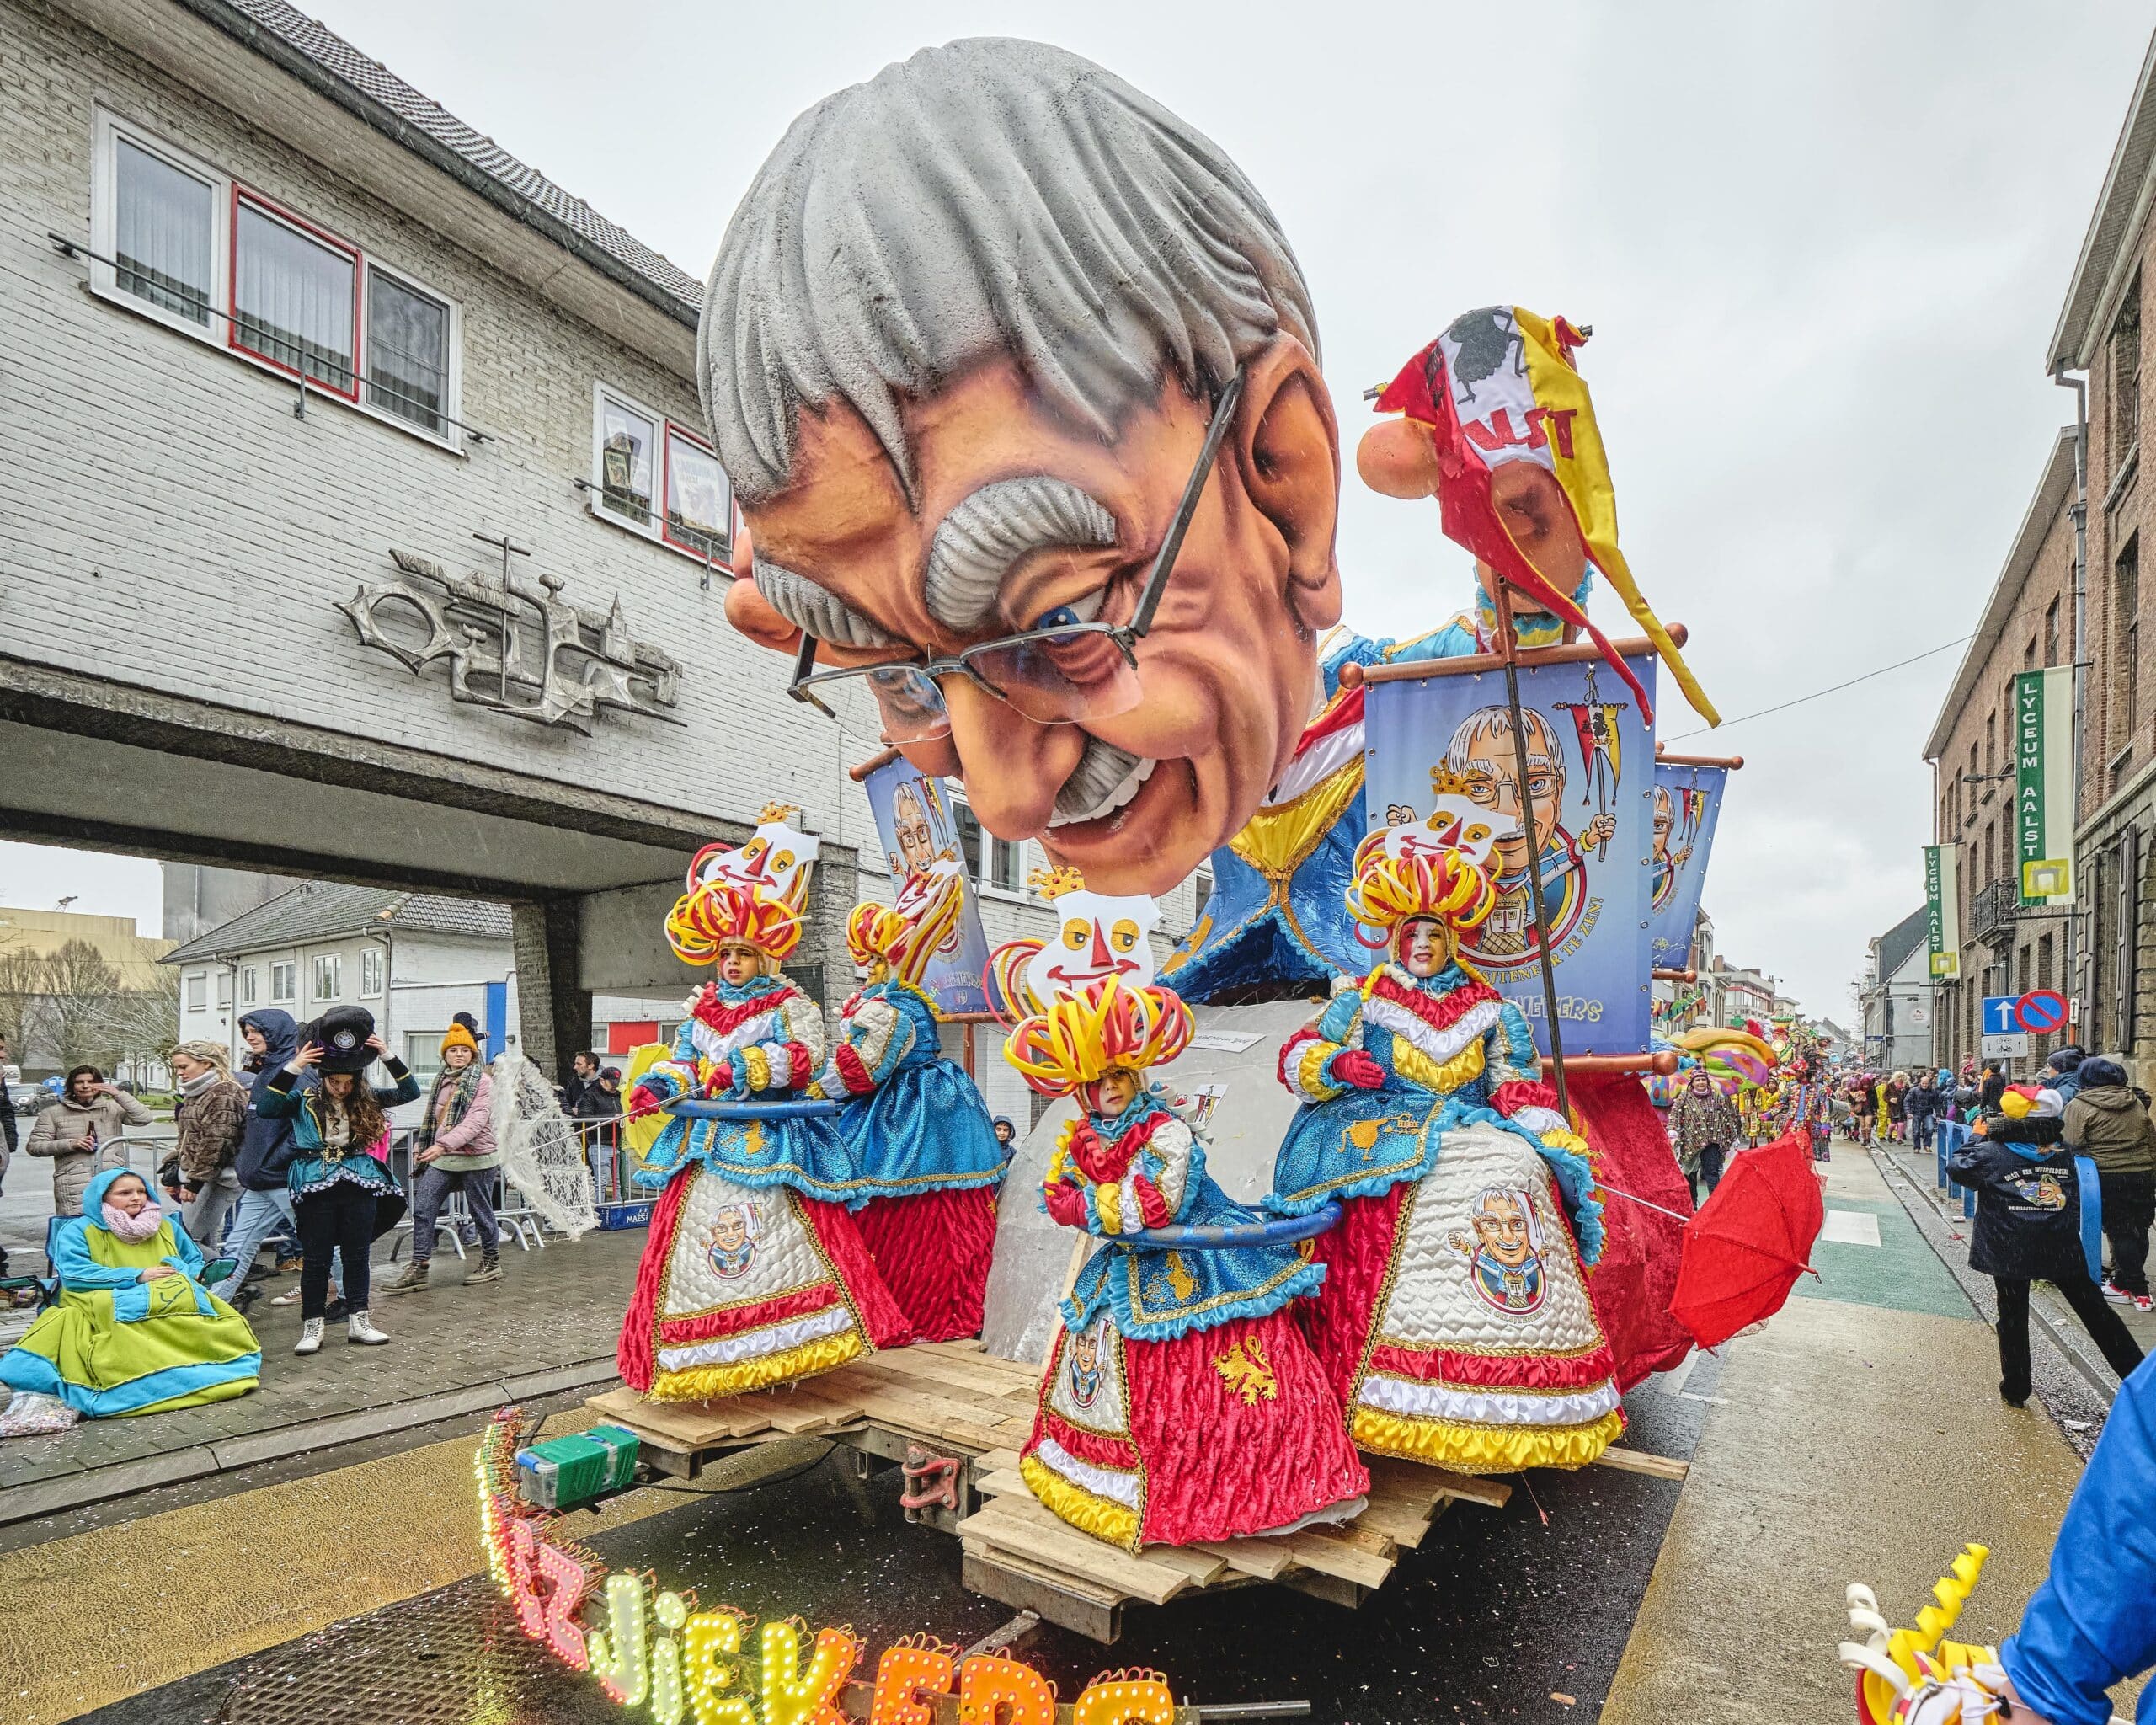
[189,0,702,315]
[161,882,512,962]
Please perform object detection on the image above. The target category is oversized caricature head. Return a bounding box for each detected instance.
[707,40,1342,897]
[1024,866,1160,1000]
[1652,784,1674,862]
[1442,707,1566,877]
[689,804,822,912]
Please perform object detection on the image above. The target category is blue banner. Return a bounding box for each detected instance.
[1646,763,1726,971]
[1363,651,1657,1055]
[859,757,993,1016]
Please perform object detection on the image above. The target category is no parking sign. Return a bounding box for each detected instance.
[2014,989,2069,1037]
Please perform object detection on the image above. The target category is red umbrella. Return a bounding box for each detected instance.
[1665,1130,1825,1348]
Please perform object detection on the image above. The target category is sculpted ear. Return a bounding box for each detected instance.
[721,521,803,652]
[1234,335,1342,634]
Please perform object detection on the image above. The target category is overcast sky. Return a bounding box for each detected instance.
[11,1,2151,1020]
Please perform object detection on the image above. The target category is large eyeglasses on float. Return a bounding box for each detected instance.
[787,369,1246,744]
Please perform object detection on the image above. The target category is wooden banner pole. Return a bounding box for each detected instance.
[1488,579,1572,1119]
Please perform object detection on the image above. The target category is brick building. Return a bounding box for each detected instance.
[2048,35,2156,1074]
[0,0,1192,1108]
[1921,430,2079,1072]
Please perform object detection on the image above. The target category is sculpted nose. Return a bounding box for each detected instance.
[1089,927,1113,969]
[937,680,1076,838]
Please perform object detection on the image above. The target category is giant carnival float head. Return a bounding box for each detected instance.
[707,38,1347,897]
[1344,825,1500,980]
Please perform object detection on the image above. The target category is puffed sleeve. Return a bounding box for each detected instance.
[1277,984,1368,1104]
[738,989,826,1094]
[823,995,915,1097]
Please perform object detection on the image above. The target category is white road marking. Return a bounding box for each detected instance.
[1821,1210,1881,1247]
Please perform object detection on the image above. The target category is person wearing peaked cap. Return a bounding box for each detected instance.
[1954,1086,2143,1407]
[381,1014,503,1299]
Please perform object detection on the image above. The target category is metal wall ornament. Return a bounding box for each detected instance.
[340,546,685,732]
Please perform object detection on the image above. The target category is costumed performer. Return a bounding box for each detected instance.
[0,1167,260,1418]
[813,889,1004,1340]
[617,876,910,1402]
[1011,973,1369,1551]
[1268,830,1622,1472]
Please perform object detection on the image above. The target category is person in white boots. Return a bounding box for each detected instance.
[257,1005,417,1354]
[379,1015,503,1295]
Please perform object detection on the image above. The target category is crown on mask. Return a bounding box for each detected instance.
[757,800,804,825]
[1029,863,1086,901]
[1428,765,1475,798]
[666,879,802,964]
[1004,975,1194,1099]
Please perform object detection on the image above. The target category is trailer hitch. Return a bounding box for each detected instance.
[899,1445,962,1519]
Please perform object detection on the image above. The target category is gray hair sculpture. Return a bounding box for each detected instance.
[699,37,1320,505]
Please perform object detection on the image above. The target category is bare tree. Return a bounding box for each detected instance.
[41,938,125,1069]
[0,943,40,1054]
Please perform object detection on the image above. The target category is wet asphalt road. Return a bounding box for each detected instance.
[88,1367,1712,1725]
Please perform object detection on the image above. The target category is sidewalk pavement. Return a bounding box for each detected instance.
[1872,1130,2156,1389]
[0,1222,643,1526]
[1603,1149,2127,1722]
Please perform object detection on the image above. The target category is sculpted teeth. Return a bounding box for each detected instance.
[1049,742,1156,827]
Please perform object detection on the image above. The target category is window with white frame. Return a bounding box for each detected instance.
[216,970,233,1008]
[186,972,207,1011]
[360,946,384,998]
[91,109,462,446]
[591,383,731,561]
[312,954,342,1001]
[241,967,258,1005]
[270,961,296,1002]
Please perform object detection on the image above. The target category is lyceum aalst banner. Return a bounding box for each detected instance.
[1925,844,1961,979]
[2015,666,2074,906]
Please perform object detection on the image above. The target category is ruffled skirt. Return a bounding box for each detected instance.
[617,1163,912,1401]
[1022,1305,1369,1551]
[852,1186,997,1343]
[1301,1119,1623,1473]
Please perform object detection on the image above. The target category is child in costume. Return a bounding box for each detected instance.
[814,894,1004,1339]
[1267,832,1622,1473]
[1011,974,1369,1551]
[0,1167,260,1418]
[617,876,910,1402]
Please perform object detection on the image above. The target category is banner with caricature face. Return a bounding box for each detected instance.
[1363,650,1657,1055]
[861,756,993,1015]
[1646,763,1726,974]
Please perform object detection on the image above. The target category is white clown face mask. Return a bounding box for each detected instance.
[1024,890,1160,1000]
[690,814,822,907]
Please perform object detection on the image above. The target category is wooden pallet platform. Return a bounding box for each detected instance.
[588,1339,1502,1641]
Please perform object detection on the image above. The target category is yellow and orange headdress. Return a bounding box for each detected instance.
[1344,830,1497,943]
[665,878,803,965]
[1004,975,1196,1099]
[844,880,963,990]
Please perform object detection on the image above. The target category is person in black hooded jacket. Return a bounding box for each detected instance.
[208,1010,338,1311]
[1950,1087,2144,1407]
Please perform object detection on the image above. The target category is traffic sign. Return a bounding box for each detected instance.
[1980,996,2025,1036]
[2015,990,2069,1035]
[1981,1031,2031,1059]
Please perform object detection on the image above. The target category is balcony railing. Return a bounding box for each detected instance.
[1967,874,2021,947]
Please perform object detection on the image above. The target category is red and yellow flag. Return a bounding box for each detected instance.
[1374,307,1718,727]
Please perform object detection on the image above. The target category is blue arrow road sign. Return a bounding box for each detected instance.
[1982,996,2024,1035]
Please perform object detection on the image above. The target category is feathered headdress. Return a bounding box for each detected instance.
[665,878,803,964]
[1345,830,1497,941]
[1004,975,1195,1099]
[845,879,963,989]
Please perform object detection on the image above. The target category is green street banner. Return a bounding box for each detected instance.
[1925,844,1960,978]
[2015,666,2074,905]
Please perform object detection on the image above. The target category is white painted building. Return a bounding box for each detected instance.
[162,883,515,1101]
[0,0,1195,1084]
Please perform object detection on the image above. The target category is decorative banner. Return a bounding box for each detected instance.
[860,756,992,1016]
[1364,651,1657,1055]
[1646,764,1727,970]
[1924,844,1961,979]
[2015,667,2074,905]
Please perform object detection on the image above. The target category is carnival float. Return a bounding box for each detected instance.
[482,35,1826,1673]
